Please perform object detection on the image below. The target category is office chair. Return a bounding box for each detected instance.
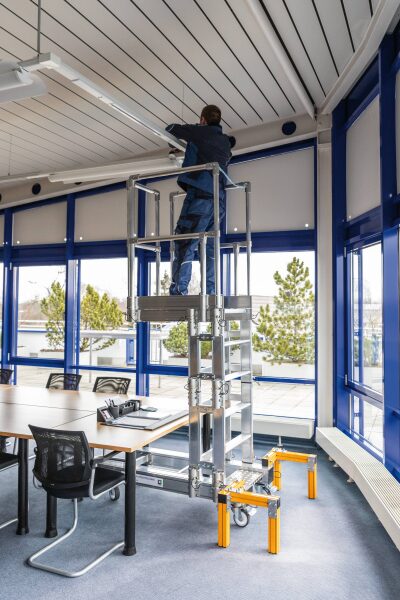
[0,368,13,384]
[27,425,125,578]
[0,449,19,531]
[92,377,131,395]
[46,373,82,391]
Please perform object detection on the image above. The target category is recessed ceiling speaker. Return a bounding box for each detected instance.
[282,121,297,136]
[32,183,41,195]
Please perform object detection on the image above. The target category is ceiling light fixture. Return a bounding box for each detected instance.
[18,52,185,152]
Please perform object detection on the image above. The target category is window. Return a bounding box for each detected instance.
[233,251,315,380]
[78,368,135,392]
[350,393,383,454]
[349,243,383,393]
[149,260,201,367]
[15,265,66,359]
[78,258,135,370]
[15,365,64,387]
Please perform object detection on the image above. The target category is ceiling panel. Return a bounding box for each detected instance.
[343,0,372,49]
[0,0,384,181]
[261,0,326,105]
[314,0,354,74]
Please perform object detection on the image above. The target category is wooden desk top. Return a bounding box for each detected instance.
[55,412,189,453]
[0,385,188,451]
[0,403,92,439]
[0,385,184,413]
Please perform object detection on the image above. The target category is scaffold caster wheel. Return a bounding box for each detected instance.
[233,507,250,528]
[109,487,120,501]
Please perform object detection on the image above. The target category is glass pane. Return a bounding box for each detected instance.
[350,243,383,393]
[15,365,64,387]
[16,265,66,359]
[361,244,383,393]
[149,375,314,419]
[79,258,135,369]
[351,252,360,382]
[78,369,135,392]
[362,401,383,452]
[149,261,201,367]
[235,252,315,380]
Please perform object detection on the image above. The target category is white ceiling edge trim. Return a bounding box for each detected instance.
[0,177,124,209]
[245,0,315,119]
[19,52,185,151]
[320,0,400,114]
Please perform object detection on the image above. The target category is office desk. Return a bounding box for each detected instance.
[0,385,188,555]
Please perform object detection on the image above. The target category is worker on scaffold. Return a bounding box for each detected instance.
[166,105,236,295]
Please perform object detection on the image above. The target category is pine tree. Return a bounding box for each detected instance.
[164,321,239,359]
[253,257,314,365]
[163,322,189,357]
[40,281,65,350]
[160,270,171,296]
[41,282,124,352]
[80,285,124,351]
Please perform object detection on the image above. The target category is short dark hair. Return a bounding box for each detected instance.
[201,105,221,126]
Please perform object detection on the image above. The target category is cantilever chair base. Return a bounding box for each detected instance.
[27,499,124,578]
[0,517,17,531]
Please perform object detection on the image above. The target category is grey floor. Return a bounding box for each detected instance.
[0,438,399,600]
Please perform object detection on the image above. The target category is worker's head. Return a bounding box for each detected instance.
[200,105,221,126]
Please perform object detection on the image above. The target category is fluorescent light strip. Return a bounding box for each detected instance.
[19,53,186,151]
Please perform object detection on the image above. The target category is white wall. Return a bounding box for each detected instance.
[13,201,67,245]
[145,148,315,236]
[346,96,381,219]
[227,147,314,233]
[75,188,127,241]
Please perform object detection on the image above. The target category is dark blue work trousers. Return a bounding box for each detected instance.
[170,188,225,295]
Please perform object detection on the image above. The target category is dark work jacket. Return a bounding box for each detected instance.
[165,123,236,199]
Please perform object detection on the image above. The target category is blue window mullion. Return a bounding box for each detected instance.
[379,34,400,478]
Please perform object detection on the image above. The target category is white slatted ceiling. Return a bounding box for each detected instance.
[0,0,377,178]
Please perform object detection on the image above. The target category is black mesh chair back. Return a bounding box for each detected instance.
[92,377,131,395]
[29,425,92,490]
[0,368,13,384]
[46,372,82,391]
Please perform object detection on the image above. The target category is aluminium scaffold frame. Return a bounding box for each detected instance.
[125,162,317,549]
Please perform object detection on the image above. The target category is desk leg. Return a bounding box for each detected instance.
[123,450,136,556]
[45,494,58,538]
[17,438,29,535]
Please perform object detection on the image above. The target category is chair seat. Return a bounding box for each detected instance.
[0,451,18,470]
[44,467,125,499]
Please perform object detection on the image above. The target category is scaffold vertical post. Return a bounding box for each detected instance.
[127,176,137,322]
[155,191,161,296]
[213,164,221,306]
[245,182,252,296]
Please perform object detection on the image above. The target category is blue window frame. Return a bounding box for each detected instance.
[333,30,400,478]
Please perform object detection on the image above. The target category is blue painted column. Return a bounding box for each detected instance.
[135,189,149,396]
[64,194,77,373]
[1,209,14,371]
[332,101,349,430]
[379,35,400,477]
